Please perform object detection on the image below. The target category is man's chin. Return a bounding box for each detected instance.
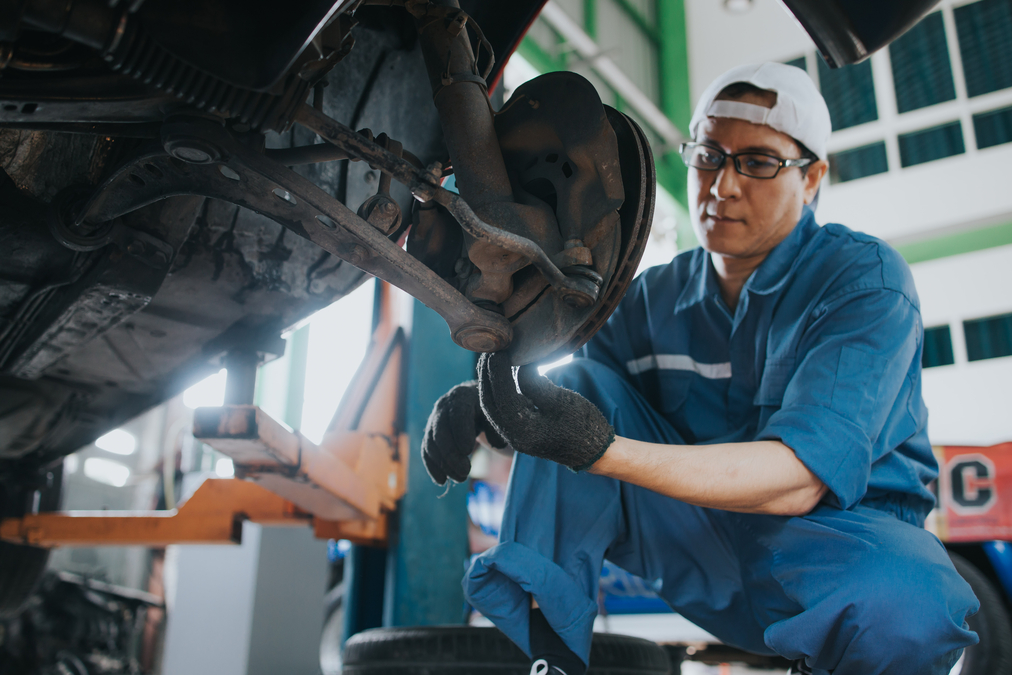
[694,229,750,258]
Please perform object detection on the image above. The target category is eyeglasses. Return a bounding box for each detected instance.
[679,142,813,179]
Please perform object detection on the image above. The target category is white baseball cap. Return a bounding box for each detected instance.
[688,62,832,160]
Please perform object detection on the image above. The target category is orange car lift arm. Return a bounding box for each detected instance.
[0,283,408,549]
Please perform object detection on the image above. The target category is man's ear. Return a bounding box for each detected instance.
[803,159,829,205]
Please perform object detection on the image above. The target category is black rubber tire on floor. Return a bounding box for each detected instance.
[342,626,671,675]
[949,551,1012,675]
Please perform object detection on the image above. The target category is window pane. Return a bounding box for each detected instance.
[817,56,878,130]
[973,105,1012,148]
[922,325,955,368]
[955,0,1012,97]
[890,12,957,113]
[898,122,965,166]
[829,142,889,183]
[785,56,807,71]
[964,313,1012,361]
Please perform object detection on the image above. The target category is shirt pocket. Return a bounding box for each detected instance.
[657,371,693,415]
[753,357,796,407]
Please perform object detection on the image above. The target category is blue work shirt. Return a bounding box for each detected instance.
[580,208,936,520]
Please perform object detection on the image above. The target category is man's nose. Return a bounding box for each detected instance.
[710,163,741,200]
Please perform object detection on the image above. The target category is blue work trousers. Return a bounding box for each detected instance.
[465,358,979,675]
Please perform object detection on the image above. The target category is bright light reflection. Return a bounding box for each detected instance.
[300,281,375,444]
[183,368,227,409]
[215,458,235,478]
[538,354,573,376]
[83,457,131,487]
[95,428,137,455]
[64,453,80,475]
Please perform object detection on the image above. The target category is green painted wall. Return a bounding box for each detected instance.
[897,220,1012,265]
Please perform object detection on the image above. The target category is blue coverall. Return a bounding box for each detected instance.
[464,210,979,675]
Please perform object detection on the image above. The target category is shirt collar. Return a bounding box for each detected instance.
[745,207,819,296]
[673,248,723,313]
[672,207,819,312]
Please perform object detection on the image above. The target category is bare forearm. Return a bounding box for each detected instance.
[589,437,828,516]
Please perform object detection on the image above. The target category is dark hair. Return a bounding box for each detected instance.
[716,82,819,174]
[716,81,776,102]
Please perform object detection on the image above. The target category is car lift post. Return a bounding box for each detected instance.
[0,282,409,550]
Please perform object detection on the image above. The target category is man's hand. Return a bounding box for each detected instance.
[421,380,507,486]
[478,352,615,471]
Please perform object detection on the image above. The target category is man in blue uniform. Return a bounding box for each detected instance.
[422,63,979,675]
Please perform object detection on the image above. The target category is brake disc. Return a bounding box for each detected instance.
[496,73,654,365]
[407,71,654,365]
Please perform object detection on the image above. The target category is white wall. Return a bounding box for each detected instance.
[912,245,1012,445]
[684,0,814,103]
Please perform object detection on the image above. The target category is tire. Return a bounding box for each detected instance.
[0,465,61,619]
[342,626,671,675]
[949,551,1012,675]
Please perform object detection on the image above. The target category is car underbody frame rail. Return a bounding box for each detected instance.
[58,114,516,353]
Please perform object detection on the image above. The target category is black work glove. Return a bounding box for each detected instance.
[421,380,508,485]
[478,352,615,472]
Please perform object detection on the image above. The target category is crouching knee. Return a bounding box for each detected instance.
[821,570,978,675]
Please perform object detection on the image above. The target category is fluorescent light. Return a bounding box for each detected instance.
[215,458,235,478]
[83,457,131,487]
[95,428,137,455]
[183,368,227,409]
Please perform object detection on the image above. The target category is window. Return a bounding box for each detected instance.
[817,56,878,131]
[922,325,955,368]
[784,56,807,71]
[973,105,1012,148]
[829,142,889,183]
[964,312,1012,361]
[954,0,1012,97]
[898,121,965,167]
[890,12,957,113]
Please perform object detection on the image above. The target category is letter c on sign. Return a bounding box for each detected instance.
[946,453,997,515]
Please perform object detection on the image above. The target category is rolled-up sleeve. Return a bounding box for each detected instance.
[756,287,922,509]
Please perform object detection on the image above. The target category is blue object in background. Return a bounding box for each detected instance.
[983,541,1012,601]
[599,561,672,615]
[468,481,506,538]
[327,538,352,562]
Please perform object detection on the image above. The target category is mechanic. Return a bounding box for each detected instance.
[422,62,979,675]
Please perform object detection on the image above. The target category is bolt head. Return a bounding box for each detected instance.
[164,137,221,164]
[453,323,511,353]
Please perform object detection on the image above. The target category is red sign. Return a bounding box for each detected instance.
[932,443,1012,542]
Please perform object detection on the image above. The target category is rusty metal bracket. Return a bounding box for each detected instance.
[291,105,601,308]
[54,115,513,353]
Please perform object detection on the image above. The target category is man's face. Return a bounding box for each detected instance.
[688,115,824,261]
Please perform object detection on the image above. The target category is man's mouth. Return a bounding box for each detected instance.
[704,212,743,224]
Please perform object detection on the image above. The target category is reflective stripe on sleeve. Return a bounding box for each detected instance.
[625,354,733,379]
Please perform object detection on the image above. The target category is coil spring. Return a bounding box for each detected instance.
[102,24,311,132]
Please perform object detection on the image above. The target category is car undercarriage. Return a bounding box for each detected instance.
[0,0,942,618]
